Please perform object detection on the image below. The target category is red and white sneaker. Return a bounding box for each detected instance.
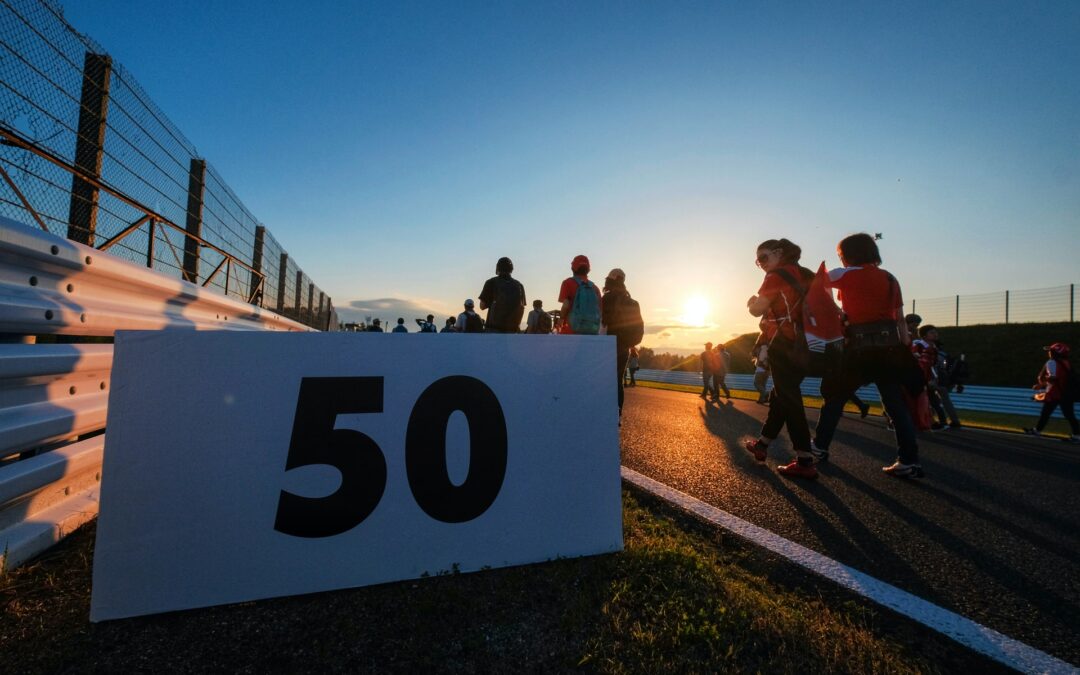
[744,439,767,462]
[777,459,818,479]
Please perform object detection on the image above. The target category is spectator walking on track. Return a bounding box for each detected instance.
[745,238,818,479]
[601,268,644,417]
[700,342,715,399]
[559,255,602,335]
[714,344,732,399]
[526,299,552,334]
[626,347,640,387]
[811,233,924,477]
[919,325,961,428]
[1024,342,1079,442]
[479,257,526,333]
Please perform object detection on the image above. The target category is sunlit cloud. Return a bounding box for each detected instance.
[337,297,455,324]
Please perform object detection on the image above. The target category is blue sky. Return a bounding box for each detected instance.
[62,1,1080,349]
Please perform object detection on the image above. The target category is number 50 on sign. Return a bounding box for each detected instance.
[91,333,622,621]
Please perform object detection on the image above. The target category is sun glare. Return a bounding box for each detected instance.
[681,295,709,327]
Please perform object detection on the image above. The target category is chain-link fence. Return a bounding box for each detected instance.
[911,284,1076,327]
[0,0,334,330]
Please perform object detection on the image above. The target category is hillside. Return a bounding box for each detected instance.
[665,321,1080,388]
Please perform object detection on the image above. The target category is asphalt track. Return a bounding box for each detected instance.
[618,386,1080,666]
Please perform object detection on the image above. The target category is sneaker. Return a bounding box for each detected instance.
[1023,428,1040,436]
[930,422,945,432]
[809,441,829,462]
[882,461,922,478]
[778,459,818,479]
[859,403,870,419]
[744,439,767,463]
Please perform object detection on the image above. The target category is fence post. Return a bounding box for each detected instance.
[294,270,303,317]
[955,295,960,327]
[146,219,155,268]
[67,53,112,246]
[1005,290,1009,324]
[318,292,325,328]
[249,225,265,306]
[1072,284,1075,323]
[277,253,288,314]
[911,299,916,315]
[181,159,206,283]
[307,283,315,326]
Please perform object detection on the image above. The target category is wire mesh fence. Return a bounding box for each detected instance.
[911,285,1076,327]
[0,0,333,329]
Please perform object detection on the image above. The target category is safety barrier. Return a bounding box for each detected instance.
[635,369,1065,418]
[0,216,312,571]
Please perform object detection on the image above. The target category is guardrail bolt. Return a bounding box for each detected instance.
[29,276,38,286]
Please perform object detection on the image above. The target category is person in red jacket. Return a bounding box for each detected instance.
[1024,342,1079,442]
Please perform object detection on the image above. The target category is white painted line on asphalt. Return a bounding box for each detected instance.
[621,466,1079,675]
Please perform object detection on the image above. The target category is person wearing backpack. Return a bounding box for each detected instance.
[456,299,484,333]
[745,238,817,479]
[601,267,643,416]
[810,233,923,477]
[479,257,526,333]
[558,254,602,335]
[526,299,553,334]
[1024,342,1079,442]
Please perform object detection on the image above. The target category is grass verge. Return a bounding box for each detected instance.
[634,380,1078,438]
[0,489,1007,673]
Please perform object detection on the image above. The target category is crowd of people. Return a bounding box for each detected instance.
[350,255,646,416]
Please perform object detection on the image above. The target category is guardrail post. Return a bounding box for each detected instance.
[1071,284,1075,323]
[955,295,960,327]
[67,53,112,246]
[1005,290,1009,324]
[182,159,206,283]
[250,225,265,306]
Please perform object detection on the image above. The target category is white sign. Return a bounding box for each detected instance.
[91,332,622,621]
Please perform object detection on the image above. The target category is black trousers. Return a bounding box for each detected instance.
[760,336,811,451]
[1036,397,1079,434]
[617,347,630,414]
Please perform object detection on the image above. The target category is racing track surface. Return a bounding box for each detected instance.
[619,386,1080,665]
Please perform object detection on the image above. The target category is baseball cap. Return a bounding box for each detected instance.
[571,254,590,270]
[464,298,474,307]
[606,268,626,283]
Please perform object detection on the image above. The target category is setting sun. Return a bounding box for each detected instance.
[681,295,710,327]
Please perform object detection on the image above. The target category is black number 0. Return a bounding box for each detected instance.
[274,375,508,537]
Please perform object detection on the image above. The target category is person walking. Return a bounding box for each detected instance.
[626,347,640,387]
[601,268,644,417]
[810,233,924,477]
[714,344,732,399]
[479,257,526,333]
[700,342,715,400]
[745,238,817,479]
[526,300,553,334]
[558,255,601,334]
[1024,342,1079,442]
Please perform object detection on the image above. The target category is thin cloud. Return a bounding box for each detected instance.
[338,297,454,323]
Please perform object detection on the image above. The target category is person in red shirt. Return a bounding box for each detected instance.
[1024,342,1079,441]
[744,238,817,479]
[558,255,602,334]
[810,233,923,478]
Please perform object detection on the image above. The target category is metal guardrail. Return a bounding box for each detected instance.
[636,369,1067,418]
[0,216,312,571]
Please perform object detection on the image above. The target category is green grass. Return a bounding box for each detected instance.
[0,490,1005,673]
[634,380,1078,438]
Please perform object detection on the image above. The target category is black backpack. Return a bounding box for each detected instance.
[610,295,645,347]
[534,310,552,333]
[463,311,484,333]
[487,277,524,331]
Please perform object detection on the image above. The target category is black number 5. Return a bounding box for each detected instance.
[274,377,387,538]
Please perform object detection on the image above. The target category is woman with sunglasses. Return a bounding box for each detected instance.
[745,238,818,479]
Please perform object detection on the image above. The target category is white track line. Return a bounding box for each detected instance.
[621,466,1078,674]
